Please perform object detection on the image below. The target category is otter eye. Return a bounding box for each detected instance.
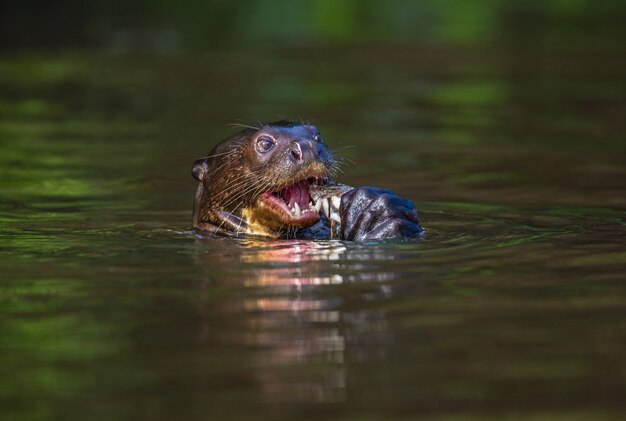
[313,133,323,143]
[256,136,275,153]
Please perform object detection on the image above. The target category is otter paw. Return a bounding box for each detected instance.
[339,187,423,242]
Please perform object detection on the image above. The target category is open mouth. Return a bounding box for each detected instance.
[256,177,326,228]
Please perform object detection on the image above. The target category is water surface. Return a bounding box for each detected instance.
[1,45,625,420]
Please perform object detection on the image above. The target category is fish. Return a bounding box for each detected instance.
[309,182,353,238]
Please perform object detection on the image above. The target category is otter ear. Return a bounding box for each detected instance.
[192,158,209,182]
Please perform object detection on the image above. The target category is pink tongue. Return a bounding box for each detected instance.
[281,181,310,209]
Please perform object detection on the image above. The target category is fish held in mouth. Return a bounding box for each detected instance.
[308,182,353,224]
[254,179,353,237]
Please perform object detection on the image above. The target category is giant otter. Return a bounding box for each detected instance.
[191,121,422,241]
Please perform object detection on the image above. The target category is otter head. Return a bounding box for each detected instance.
[192,121,336,237]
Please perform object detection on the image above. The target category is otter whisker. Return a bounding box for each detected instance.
[217,184,260,211]
[253,118,265,130]
[235,203,246,234]
[211,167,266,202]
[217,177,268,211]
[227,122,261,131]
[204,156,241,180]
[333,155,354,165]
[212,177,271,235]
[213,202,245,237]
[196,150,238,160]
[210,164,262,193]
[330,162,344,173]
[213,174,256,196]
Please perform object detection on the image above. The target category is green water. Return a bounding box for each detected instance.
[1,45,625,420]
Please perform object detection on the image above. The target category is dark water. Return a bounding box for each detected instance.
[1,45,625,420]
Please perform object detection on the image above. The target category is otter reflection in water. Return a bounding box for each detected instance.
[194,238,399,403]
[191,121,423,241]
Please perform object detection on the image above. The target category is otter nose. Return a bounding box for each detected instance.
[290,139,318,164]
[290,142,303,162]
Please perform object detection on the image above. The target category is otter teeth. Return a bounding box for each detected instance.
[293,202,301,216]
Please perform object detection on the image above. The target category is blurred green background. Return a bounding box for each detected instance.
[2,0,625,51]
